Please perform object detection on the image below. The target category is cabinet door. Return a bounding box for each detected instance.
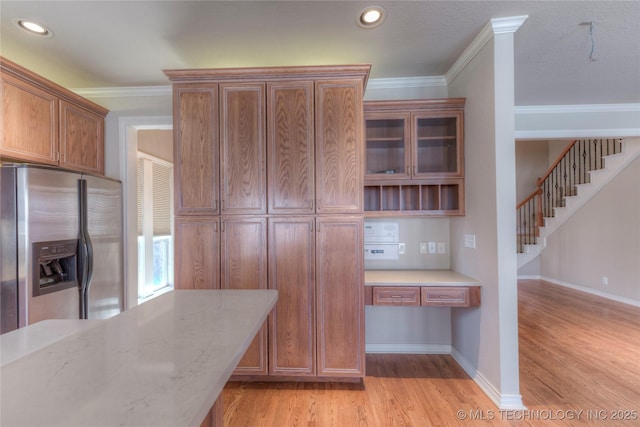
[1,74,58,165]
[59,100,104,175]
[220,83,266,214]
[315,80,363,214]
[174,217,220,290]
[268,217,315,376]
[267,81,315,214]
[316,216,364,377]
[412,111,464,177]
[221,217,268,375]
[174,85,219,214]
[364,112,411,180]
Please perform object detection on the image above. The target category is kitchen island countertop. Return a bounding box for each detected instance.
[0,289,278,427]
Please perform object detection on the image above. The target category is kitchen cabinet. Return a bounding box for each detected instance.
[175,216,268,375]
[315,80,364,214]
[220,83,266,214]
[268,216,315,376]
[1,57,107,175]
[221,217,268,375]
[363,99,465,216]
[267,81,315,214]
[174,85,219,215]
[166,65,370,381]
[174,217,220,290]
[316,216,364,377]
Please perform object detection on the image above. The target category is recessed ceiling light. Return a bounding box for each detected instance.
[15,19,54,37]
[357,6,386,29]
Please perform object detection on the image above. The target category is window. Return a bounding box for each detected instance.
[137,153,174,302]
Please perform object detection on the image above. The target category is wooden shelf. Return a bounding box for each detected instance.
[363,98,465,216]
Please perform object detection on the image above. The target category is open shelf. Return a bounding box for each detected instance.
[364,179,464,216]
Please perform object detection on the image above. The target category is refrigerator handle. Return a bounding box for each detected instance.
[78,179,93,320]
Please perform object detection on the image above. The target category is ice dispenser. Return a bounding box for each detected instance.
[32,240,78,296]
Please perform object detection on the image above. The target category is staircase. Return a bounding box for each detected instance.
[517,137,640,269]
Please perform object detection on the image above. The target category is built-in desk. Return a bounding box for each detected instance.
[0,290,278,427]
[365,270,481,307]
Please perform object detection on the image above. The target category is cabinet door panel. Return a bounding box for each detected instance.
[267,81,314,214]
[315,80,363,214]
[59,100,104,174]
[364,112,411,180]
[1,74,58,165]
[174,218,220,290]
[268,217,315,375]
[175,86,219,214]
[221,217,268,375]
[412,111,464,177]
[220,84,266,214]
[316,217,364,377]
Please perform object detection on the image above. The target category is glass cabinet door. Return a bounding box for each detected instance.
[413,113,462,176]
[364,113,411,180]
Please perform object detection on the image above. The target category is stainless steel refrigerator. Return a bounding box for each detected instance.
[1,164,124,333]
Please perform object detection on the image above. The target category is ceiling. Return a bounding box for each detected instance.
[1,1,639,106]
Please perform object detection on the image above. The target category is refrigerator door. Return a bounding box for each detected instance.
[83,174,123,319]
[19,166,81,326]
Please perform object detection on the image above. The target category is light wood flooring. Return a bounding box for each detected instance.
[222,279,640,426]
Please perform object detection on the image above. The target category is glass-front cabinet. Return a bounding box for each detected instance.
[363,99,465,216]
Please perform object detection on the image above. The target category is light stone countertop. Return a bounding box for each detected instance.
[0,289,278,427]
[1,319,103,366]
[365,269,481,287]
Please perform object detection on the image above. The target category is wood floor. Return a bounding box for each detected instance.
[222,279,640,426]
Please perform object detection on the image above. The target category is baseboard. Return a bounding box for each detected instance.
[451,348,525,410]
[365,343,451,354]
[520,275,640,307]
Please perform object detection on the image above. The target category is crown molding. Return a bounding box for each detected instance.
[446,15,528,85]
[72,85,172,98]
[366,75,446,90]
[515,103,640,115]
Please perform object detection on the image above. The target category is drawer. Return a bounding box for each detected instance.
[421,287,480,307]
[372,287,420,306]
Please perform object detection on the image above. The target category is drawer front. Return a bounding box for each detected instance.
[373,287,420,306]
[421,287,473,307]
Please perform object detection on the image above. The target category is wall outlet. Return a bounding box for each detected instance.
[420,242,428,254]
[437,242,446,254]
[398,243,405,255]
[428,241,436,254]
[602,276,608,286]
[464,234,476,249]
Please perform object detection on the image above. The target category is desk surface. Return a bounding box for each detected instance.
[0,290,277,427]
[364,269,480,287]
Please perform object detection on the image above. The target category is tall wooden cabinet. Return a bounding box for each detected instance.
[165,65,370,381]
[1,57,107,175]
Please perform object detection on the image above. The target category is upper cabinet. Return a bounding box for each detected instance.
[363,99,465,216]
[0,57,108,175]
[167,65,370,217]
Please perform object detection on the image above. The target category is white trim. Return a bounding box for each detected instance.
[451,348,526,410]
[516,129,640,139]
[516,103,640,115]
[366,76,446,90]
[118,116,173,311]
[446,15,528,85]
[365,344,451,354]
[72,86,172,98]
[520,275,640,308]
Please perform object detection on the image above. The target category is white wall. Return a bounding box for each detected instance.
[447,18,523,409]
[540,153,640,305]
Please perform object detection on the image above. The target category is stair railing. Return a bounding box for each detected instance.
[517,138,622,253]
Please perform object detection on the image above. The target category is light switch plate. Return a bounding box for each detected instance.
[428,242,436,254]
[437,242,446,254]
